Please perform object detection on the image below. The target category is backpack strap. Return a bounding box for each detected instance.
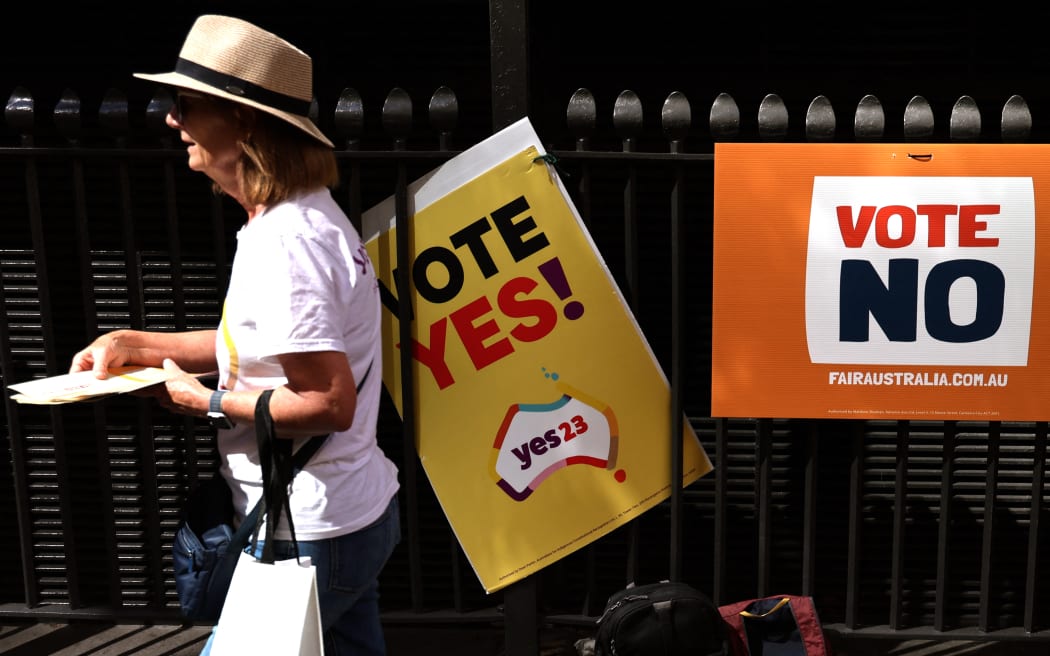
[653,599,675,655]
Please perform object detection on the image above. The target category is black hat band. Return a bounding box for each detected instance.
[175,58,311,117]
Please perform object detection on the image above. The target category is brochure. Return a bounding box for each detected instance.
[7,366,174,405]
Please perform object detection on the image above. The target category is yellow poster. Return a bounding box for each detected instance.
[362,118,713,593]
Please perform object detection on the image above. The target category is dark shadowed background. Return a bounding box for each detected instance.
[5,2,1050,148]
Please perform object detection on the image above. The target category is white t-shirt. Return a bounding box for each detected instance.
[214,187,398,540]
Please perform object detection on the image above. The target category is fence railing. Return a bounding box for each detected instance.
[2,85,1048,654]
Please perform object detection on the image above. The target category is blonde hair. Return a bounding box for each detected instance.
[214,107,339,206]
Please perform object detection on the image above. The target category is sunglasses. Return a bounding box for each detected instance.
[171,90,209,124]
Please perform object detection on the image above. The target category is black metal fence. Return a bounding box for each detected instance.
[1,84,1048,654]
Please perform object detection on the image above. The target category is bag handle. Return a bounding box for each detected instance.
[226,426,328,560]
[248,359,374,564]
[253,388,294,564]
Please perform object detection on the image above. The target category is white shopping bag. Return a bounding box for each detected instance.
[210,551,324,655]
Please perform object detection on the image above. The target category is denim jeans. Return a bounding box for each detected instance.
[200,494,401,656]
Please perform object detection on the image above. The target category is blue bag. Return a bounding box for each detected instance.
[174,364,369,621]
[172,474,262,622]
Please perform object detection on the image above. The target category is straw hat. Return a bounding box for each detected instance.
[134,14,333,148]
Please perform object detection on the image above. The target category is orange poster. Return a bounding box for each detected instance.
[713,143,1050,421]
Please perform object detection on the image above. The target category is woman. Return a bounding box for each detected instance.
[68,15,400,656]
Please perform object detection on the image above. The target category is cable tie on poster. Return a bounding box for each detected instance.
[533,152,572,179]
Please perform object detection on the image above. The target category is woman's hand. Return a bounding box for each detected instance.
[155,358,211,417]
[68,328,219,381]
[69,331,133,379]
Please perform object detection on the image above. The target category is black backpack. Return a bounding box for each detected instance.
[594,580,728,656]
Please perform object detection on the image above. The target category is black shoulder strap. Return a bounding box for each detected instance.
[289,358,373,471]
[248,358,375,563]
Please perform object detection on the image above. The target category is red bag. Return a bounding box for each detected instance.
[718,594,831,656]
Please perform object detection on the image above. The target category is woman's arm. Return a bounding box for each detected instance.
[175,350,358,438]
[69,329,218,378]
